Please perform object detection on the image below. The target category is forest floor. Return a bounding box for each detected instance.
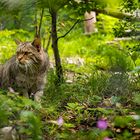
[0,30,140,139]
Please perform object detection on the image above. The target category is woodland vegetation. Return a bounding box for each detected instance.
[0,0,140,139]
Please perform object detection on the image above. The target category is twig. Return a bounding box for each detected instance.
[46,33,51,52]
[34,9,38,37]
[57,17,94,40]
[38,8,44,37]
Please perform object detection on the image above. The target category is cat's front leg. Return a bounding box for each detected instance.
[34,75,46,102]
[34,90,43,102]
[23,92,29,98]
[19,88,29,98]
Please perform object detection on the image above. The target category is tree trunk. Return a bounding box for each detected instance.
[84,11,97,34]
[51,11,63,82]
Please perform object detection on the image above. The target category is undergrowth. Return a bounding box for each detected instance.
[0,69,140,139]
[0,29,140,139]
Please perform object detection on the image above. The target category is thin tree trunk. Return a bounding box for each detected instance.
[51,11,63,82]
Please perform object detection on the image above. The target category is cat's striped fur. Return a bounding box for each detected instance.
[0,38,49,101]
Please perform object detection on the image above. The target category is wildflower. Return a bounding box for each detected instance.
[97,119,107,130]
[103,137,112,140]
[57,116,64,127]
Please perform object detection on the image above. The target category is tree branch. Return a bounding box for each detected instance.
[57,17,94,40]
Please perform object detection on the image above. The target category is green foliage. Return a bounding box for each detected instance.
[38,0,69,12]
[0,0,140,138]
[121,0,139,13]
[114,116,133,128]
[0,93,14,127]
[94,44,134,72]
[0,0,36,30]
[113,20,136,37]
[0,29,32,63]
[97,14,118,34]
[88,71,109,95]
[0,91,43,138]
[0,27,140,139]
[20,111,42,140]
[133,93,140,105]
[68,0,105,15]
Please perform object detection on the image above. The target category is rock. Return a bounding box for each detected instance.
[0,126,17,140]
[134,128,140,134]
[66,57,84,66]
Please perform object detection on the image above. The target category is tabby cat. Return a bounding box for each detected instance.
[0,38,49,102]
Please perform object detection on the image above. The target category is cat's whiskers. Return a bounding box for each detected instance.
[28,59,39,71]
[15,61,18,68]
[27,62,36,75]
[32,57,38,63]
[32,63,39,70]
[28,64,34,74]
[25,64,28,74]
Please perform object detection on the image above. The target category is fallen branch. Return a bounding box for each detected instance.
[94,8,140,22]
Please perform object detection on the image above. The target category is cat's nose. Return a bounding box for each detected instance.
[18,57,23,61]
[17,56,24,63]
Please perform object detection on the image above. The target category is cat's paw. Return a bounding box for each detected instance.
[8,87,15,93]
[34,91,43,102]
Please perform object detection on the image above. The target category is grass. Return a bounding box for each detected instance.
[0,26,140,139]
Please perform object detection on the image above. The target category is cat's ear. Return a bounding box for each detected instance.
[32,37,41,52]
[15,39,22,45]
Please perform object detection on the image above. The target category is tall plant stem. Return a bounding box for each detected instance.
[51,11,63,83]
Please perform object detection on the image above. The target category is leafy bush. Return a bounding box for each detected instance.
[113,20,136,37]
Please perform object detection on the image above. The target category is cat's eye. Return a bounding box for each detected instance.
[24,52,28,55]
[28,52,33,56]
[16,51,20,55]
[24,52,32,55]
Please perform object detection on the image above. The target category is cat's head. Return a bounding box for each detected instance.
[15,38,43,70]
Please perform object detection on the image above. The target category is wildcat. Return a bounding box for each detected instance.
[0,38,49,102]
